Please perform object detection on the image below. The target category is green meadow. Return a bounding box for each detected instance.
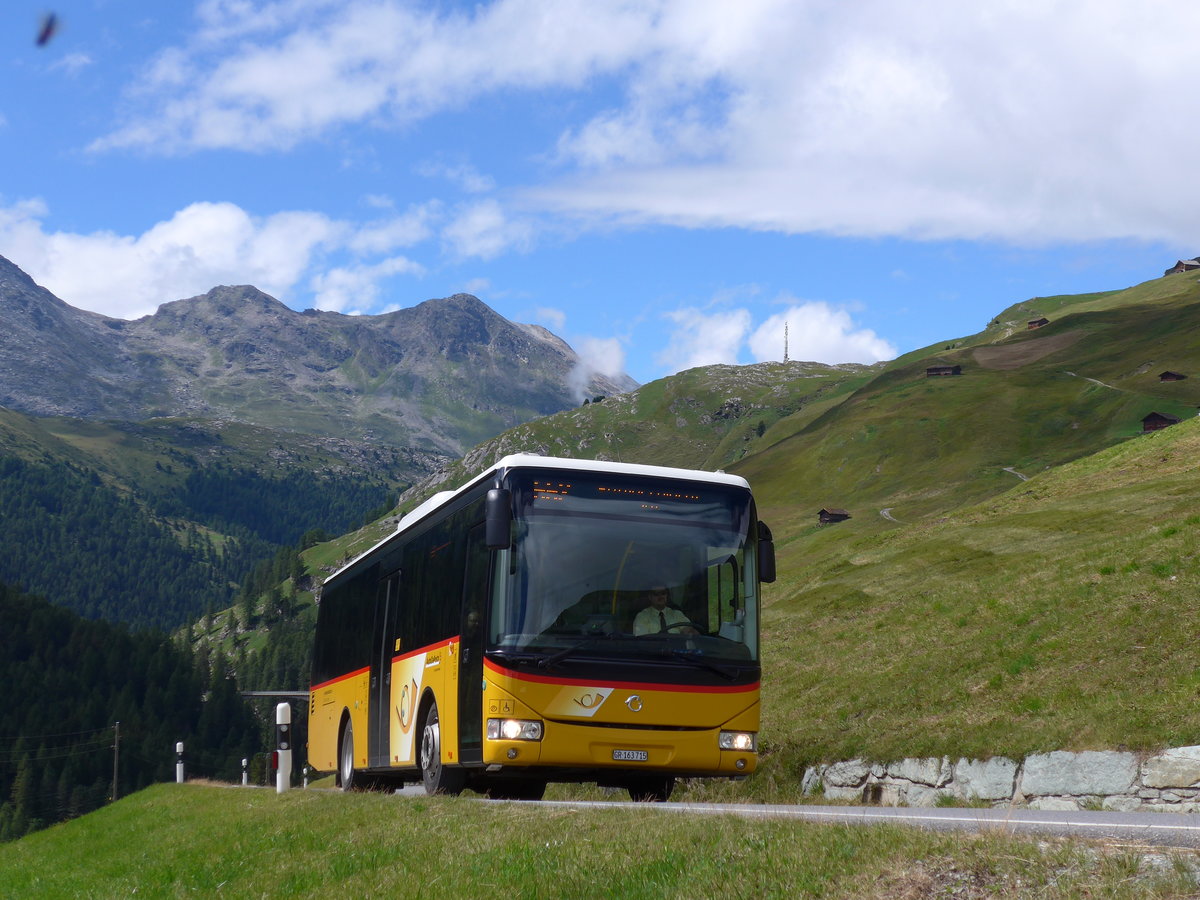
[2,784,1197,899]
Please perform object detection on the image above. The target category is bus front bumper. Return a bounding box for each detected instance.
[482,718,757,776]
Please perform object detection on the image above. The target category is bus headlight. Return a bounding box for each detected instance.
[719,731,757,752]
[487,718,543,741]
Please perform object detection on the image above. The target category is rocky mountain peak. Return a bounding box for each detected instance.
[0,257,638,454]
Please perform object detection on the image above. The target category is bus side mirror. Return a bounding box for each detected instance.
[757,521,776,584]
[486,489,512,549]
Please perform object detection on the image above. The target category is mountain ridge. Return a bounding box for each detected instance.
[0,256,636,455]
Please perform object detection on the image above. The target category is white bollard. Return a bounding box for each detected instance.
[242,758,249,786]
[275,702,292,794]
[175,742,185,783]
[303,766,309,789]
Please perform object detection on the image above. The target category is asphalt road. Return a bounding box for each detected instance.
[531,800,1200,850]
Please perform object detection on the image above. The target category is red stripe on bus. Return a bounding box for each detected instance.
[483,657,758,694]
[309,638,462,693]
[309,666,370,692]
[391,637,459,665]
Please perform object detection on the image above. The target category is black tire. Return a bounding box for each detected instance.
[628,776,675,802]
[339,719,357,792]
[419,701,465,795]
[485,779,547,801]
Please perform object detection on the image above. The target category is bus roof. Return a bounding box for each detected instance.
[323,454,752,590]
[492,453,751,488]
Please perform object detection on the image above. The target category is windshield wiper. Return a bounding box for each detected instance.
[668,649,738,681]
[488,649,544,666]
[538,636,605,670]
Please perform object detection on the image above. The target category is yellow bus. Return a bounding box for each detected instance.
[308,454,774,801]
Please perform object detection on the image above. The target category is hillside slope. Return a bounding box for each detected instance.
[759,414,1200,764]
[400,359,875,501]
[739,271,1200,536]
[0,408,407,628]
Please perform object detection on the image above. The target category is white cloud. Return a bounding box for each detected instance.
[441,200,534,260]
[748,302,896,364]
[577,336,626,379]
[0,199,432,318]
[656,307,751,373]
[97,0,659,153]
[0,201,340,316]
[568,335,628,400]
[653,297,895,375]
[310,256,424,313]
[531,1,1200,246]
[87,1,1200,248]
[416,160,496,194]
[49,53,94,77]
[348,203,439,255]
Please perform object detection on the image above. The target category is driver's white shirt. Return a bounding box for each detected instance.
[632,605,689,636]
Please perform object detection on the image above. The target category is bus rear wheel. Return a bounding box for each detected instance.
[627,776,675,802]
[419,701,465,795]
[339,720,357,791]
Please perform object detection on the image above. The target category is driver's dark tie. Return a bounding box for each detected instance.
[659,611,667,633]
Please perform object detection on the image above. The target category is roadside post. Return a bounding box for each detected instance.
[242,757,249,786]
[275,702,292,794]
[175,742,185,783]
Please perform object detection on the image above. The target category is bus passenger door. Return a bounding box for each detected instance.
[369,571,399,768]
[458,524,488,764]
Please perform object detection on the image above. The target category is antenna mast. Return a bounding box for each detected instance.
[784,322,789,363]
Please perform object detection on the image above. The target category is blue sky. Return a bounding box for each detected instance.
[1,1,1196,387]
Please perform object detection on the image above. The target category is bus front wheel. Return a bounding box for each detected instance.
[339,720,357,791]
[419,701,465,795]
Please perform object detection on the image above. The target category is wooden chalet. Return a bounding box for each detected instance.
[818,508,851,525]
[1164,258,1200,276]
[1142,411,1182,432]
[1027,317,1049,330]
[1159,371,1188,382]
[925,365,962,377]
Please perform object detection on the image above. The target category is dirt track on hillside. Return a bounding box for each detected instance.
[972,330,1083,370]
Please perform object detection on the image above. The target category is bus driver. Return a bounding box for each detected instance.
[632,585,697,636]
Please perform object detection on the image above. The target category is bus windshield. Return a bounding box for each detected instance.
[488,470,759,665]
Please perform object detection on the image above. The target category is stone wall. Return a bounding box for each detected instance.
[804,745,1200,811]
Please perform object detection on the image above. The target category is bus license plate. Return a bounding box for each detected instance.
[613,749,648,761]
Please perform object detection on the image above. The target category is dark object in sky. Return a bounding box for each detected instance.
[36,13,59,47]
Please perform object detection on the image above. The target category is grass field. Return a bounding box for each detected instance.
[751,415,1200,766]
[2,784,1199,898]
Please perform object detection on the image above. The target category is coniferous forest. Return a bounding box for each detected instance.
[0,449,395,841]
[0,455,392,630]
[0,582,261,842]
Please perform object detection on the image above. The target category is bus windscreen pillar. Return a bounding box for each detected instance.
[275,702,292,794]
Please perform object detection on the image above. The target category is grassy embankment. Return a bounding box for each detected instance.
[746,415,1200,769]
[1,784,1198,898]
